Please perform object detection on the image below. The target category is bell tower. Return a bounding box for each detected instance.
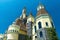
[20,7,26,19]
[36,4,53,29]
[35,4,57,40]
[26,12,34,39]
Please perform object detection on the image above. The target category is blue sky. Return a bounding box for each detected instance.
[0,0,60,39]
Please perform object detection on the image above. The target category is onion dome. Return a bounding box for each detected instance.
[37,4,48,16]
[28,12,34,18]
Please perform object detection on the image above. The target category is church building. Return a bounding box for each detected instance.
[0,3,58,40]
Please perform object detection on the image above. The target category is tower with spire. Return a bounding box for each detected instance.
[0,3,58,40]
[20,7,27,19]
[32,3,58,40]
[26,12,34,40]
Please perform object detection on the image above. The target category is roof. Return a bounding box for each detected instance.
[28,12,34,18]
[15,18,27,31]
[37,9,48,16]
[37,4,48,16]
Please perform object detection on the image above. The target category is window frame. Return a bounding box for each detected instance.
[40,31,43,37]
[38,22,42,29]
[46,22,48,26]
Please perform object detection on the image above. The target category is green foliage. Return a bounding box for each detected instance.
[25,35,32,40]
[45,28,58,40]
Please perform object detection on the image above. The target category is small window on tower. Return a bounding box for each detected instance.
[51,22,54,27]
[35,26,36,32]
[13,30,14,32]
[46,22,48,26]
[35,36,37,38]
[35,36,37,40]
[38,22,42,29]
[40,31,43,37]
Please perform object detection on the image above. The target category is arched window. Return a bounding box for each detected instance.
[38,22,42,29]
[51,22,54,27]
[46,22,48,26]
[40,31,43,37]
[13,30,14,32]
[35,26,36,32]
[15,30,16,32]
[35,36,37,40]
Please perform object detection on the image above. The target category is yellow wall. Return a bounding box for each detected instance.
[19,30,27,35]
[27,16,34,23]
